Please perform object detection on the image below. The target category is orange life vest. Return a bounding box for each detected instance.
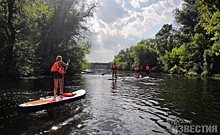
[51,61,65,74]
[136,66,140,71]
[146,66,150,70]
[112,65,117,70]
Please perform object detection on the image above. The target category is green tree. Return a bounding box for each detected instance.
[0,0,99,77]
[114,39,157,71]
[155,24,174,56]
[0,0,17,77]
[36,0,99,74]
[114,48,133,70]
[174,0,199,35]
[130,43,157,70]
[197,0,220,75]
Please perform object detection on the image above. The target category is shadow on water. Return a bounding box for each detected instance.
[0,72,220,134]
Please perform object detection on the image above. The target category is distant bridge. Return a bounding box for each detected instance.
[90,62,112,69]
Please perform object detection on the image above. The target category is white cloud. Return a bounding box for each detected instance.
[130,0,151,8]
[87,0,183,63]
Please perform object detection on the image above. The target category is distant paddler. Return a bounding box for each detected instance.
[134,65,140,78]
[111,63,117,79]
[146,64,150,76]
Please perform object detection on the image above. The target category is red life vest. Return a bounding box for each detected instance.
[51,61,65,74]
[136,66,140,71]
[112,65,117,70]
[146,66,150,70]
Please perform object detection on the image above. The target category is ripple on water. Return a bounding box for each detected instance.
[2,74,220,135]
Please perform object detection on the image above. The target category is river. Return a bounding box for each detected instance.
[0,71,220,135]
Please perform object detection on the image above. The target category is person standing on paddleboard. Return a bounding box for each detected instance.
[111,63,117,79]
[51,55,70,101]
[135,65,140,77]
[146,64,150,76]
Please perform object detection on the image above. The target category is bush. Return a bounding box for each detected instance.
[170,65,186,74]
[201,70,208,77]
[187,71,198,76]
[212,74,220,78]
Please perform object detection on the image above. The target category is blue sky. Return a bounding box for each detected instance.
[86,0,183,63]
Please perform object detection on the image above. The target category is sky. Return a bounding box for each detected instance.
[86,0,183,63]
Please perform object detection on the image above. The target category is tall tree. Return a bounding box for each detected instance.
[114,39,157,71]
[0,0,16,76]
[197,0,220,75]
[174,0,199,35]
[114,48,133,70]
[155,24,174,56]
[0,0,100,77]
[36,0,99,74]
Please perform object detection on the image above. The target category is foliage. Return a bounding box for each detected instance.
[113,40,158,71]
[0,0,99,77]
[174,0,199,34]
[187,71,198,76]
[112,0,220,77]
[170,65,186,75]
[155,24,174,56]
[114,48,133,70]
[151,0,220,76]
[2,0,220,78]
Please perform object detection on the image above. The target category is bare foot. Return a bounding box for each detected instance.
[52,98,56,101]
[59,95,64,100]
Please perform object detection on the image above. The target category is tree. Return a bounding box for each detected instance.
[114,48,133,70]
[36,0,99,74]
[155,24,175,56]
[197,0,220,75]
[0,0,16,77]
[0,0,100,77]
[174,0,199,35]
[113,39,157,71]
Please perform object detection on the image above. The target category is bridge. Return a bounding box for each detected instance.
[90,62,112,69]
[82,62,112,73]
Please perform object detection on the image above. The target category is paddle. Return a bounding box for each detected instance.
[65,59,70,73]
[58,59,70,97]
[102,71,111,76]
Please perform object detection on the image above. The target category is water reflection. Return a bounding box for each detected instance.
[0,73,220,134]
[111,80,117,93]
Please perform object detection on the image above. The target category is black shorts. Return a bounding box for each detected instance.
[53,72,63,79]
[136,70,139,73]
[146,70,150,74]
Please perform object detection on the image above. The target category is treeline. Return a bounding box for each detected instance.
[114,39,158,71]
[0,0,99,78]
[114,0,220,76]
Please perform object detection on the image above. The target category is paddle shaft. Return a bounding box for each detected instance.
[65,59,70,73]
[102,71,111,76]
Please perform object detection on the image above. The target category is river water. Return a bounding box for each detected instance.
[0,72,220,135]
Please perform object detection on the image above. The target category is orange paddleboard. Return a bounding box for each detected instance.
[18,89,86,110]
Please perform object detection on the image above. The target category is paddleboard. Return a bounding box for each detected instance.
[18,89,86,110]
[143,76,150,79]
[134,75,142,78]
[108,78,117,80]
[139,82,157,85]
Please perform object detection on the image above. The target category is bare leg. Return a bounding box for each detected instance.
[53,79,59,101]
[59,78,64,99]
[112,71,114,79]
[115,71,117,79]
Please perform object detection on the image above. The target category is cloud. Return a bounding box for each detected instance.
[87,0,183,63]
[97,0,128,24]
[130,0,151,8]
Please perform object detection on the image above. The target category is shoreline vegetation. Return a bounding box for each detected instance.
[0,1,99,78]
[112,0,220,79]
[1,0,220,79]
